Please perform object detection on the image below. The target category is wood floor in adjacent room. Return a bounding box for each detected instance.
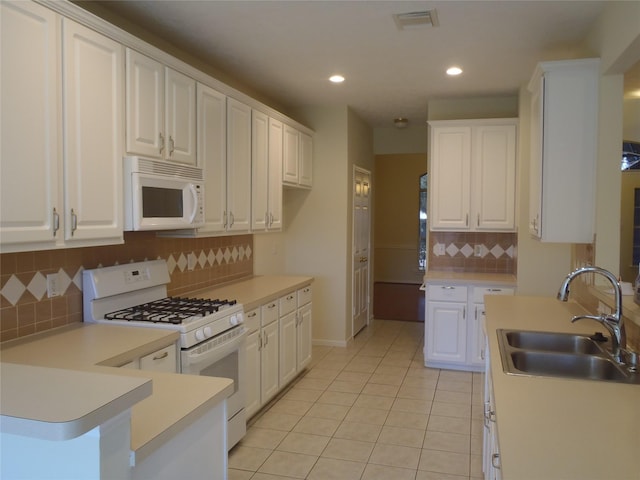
[373,283,424,323]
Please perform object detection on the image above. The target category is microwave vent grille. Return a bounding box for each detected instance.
[138,158,204,181]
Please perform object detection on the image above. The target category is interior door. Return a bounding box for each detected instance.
[352,167,371,336]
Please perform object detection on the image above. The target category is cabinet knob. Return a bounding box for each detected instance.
[153,351,169,361]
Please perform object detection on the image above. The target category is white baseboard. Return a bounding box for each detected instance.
[312,339,349,348]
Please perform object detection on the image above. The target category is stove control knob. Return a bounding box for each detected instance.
[229,314,239,326]
[195,329,205,342]
[204,326,212,338]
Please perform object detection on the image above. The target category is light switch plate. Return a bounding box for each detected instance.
[47,273,60,298]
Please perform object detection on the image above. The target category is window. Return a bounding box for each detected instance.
[419,173,428,271]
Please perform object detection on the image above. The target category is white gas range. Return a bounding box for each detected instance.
[82,259,247,449]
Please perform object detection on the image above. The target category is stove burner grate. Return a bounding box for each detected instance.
[104,297,237,324]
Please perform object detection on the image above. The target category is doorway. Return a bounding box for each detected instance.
[352,167,371,336]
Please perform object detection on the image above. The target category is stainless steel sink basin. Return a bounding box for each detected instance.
[504,330,604,355]
[497,329,640,385]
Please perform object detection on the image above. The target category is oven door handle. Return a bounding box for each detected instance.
[183,328,247,368]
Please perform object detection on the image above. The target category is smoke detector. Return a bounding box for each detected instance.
[393,10,439,30]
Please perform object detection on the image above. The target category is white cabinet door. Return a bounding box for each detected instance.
[297,303,313,371]
[197,83,227,233]
[251,110,270,231]
[164,68,196,164]
[529,80,544,238]
[125,49,164,158]
[279,311,298,387]
[267,117,283,230]
[261,320,279,404]
[299,132,313,187]
[1,1,60,248]
[473,125,516,231]
[283,124,299,185]
[245,329,261,419]
[470,305,487,368]
[226,98,252,232]
[425,301,466,364]
[429,126,472,230]
[139,344,177,373]
[62,19,123,244]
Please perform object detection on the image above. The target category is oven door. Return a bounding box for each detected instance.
[180,326,247,448]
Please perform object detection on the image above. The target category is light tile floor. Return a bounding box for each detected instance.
[229,319,484,480]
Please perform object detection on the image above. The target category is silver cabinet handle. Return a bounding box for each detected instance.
[70,208,78,236]
[229,211,234,227]
[267,303,276,309]
[465,213,469,226]
[153,351,169,360]
[265,212,269,227]
[492,453,501,469]
[441,286,456,290]
[477,213,480,227]
[169,135,175,156]
[159,132,165,154]
[223,211,228,228]
[52,208,60,237]
[247,311,257,318]
[269,212,274,227]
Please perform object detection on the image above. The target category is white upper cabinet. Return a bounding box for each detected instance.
[126,49,196,165]
[252,114,283,232]
[1,1,60,248]
[283,125,313,188]
[528,59,599,243]
[1,2,123,252]
[196,83,227,233]
[226,98,252,232]
[62,19,123,244]
[429,119,517,232]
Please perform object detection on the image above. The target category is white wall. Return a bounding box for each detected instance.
[373,126,427,155]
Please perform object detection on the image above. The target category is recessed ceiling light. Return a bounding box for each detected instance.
[446,66,463,76]
[329,75,345,83]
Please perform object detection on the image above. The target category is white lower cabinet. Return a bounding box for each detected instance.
[245,285,313,419]
[118,343,178,373]
[424,283,513,371]
[483,342,502,480]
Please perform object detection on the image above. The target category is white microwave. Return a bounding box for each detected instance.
[123,156,205,231]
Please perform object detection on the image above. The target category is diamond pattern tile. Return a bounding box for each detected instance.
[2,275,26,306]
[27,272,47,301]
[460,244,473,258]
[445,244,459,257]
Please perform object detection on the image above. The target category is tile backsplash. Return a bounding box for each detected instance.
[428,231,517,274]
[0,233,253,341]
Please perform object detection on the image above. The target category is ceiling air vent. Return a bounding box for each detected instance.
[393,9,439,30]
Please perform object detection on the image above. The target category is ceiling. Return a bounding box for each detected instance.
[90,0,616,128]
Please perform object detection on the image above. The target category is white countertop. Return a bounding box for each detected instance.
[484,295,640,480]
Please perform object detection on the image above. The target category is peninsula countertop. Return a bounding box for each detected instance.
[484,295,640,480]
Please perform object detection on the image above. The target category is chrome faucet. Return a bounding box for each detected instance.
[557,266,626,363]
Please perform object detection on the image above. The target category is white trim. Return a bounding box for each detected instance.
[35,0,313,136]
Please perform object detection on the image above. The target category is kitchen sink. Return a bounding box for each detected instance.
[503,330,604,355]
[497,329,640,385]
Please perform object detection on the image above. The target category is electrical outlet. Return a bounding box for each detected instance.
[47,273,60,298]
[434,243,445,256]
[474,244,482,257]
[187,252,197,271]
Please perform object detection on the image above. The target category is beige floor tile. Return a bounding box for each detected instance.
[471,403,485,420]
[294,377,332,391]
[344,406,389,425]
[471,453,483,477]
[239,427,287,450]
[258,450,318,478]
[433,389,472,405]
[438,370,473,383]
[277,431,331,456]
[307,457,366,480]
[471,418,484,437]
[361,382,400,397]
[305,402,350,421]
[354,394,395,410]
[343,361,378,374]
[398,385,436,401]
[351,354,384,365]
[253,411,302,432]
[374,365,408,377]
[406,367,440,380]
[377,425,426,448]
[437,379,473,393]
[427,415,471,435]
[333,421,383,442]
[227,468,254,480]
[336,371,372,383]
[361,463,418,480]
[402,376,439,390]
[314,358,349,371]
[368,372,405,386]
[302,368,340,381]
[327,379,366,394]
[228,445,272,471]
[267,399,314,416]
[430,401,472,419]
[283,387,323,403]
[385,410,429,430]
[292,416,341,436]
[415,470,468,480]
[471,434,483,455]
[321,437,375,462]
[422,430,470,454]
[391,398,432,414]
[378,356,413,368]
[316,390,358,406]
[369,443,422,469]
[418,449,470,476]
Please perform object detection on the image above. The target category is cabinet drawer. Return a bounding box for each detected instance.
[245,307,261,333]
[297,285,312,306]
[427,284,468,302]
[139,344,177,373]
[261,300,279,326]
[279,291,297,316]
[472,287,515,303]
